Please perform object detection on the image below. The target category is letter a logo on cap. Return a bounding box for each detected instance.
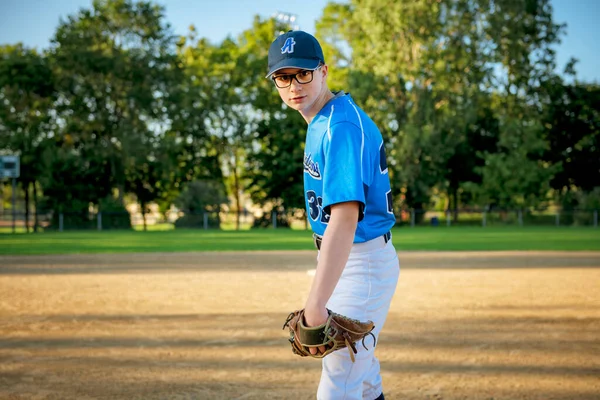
[281,37,296,54]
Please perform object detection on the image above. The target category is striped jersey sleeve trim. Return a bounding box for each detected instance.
[327,105,335,141]
[348,100,366,182]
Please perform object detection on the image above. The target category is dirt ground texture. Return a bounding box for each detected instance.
[0,251,599,400]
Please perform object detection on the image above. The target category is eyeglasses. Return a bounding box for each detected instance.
[272,66,322,88]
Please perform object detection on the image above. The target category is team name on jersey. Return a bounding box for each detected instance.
[303,153,321,180]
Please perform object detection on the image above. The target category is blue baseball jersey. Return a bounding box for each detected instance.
[303,93,395,243]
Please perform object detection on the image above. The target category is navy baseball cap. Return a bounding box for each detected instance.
[266,30,325,78]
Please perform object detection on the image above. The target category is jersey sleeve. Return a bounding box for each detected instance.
[321,121,367,221]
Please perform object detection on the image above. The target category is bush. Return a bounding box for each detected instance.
[174,180,227,230]
[98,196,131,230]
[50,210,95,230]
[46,195,131,231]
[252,210,291,228]
[174,213,220,229]
[557,187,600,226]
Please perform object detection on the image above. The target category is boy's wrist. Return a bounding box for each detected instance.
[305,298,326,311]
[303,303,329,327]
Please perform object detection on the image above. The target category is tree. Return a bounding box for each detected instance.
[316,0,494,214]
[539,76,600,195]
[316,0,566,214]
[47,0,183,226]
[180,33,253,230]
[240,18,308,224]
[475,0,565,210]
[470,114,559,209]
[179,17,307,227]
[0,44,55,232]
[124,131,179,231]
[247,110,307,215]
[173,180,228,229]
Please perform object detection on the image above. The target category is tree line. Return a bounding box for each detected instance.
[1,0,598,231]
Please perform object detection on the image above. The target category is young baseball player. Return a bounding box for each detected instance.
[266,30,400,400]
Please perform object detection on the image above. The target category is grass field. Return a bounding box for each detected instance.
[1,226,599,255]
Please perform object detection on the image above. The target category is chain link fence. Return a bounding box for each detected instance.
[398,209,599,228]
[1,208,598,233]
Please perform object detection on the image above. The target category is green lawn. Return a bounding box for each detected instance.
[0,226,599,255]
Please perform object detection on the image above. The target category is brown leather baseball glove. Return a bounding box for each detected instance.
[282,308,376,362]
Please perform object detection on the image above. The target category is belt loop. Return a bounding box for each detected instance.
[384,231,391,243]
[313,233,322,250]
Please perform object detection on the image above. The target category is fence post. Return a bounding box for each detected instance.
[482,211,486,227]
[97,212,102,231]
[11,177,16,234]
[410,210,415,227]
[594,210,598,228]
[59,213,64,232]
[518,210,523,227]
[446,210,451,227]
[556,213,560,227]
[272,211,277,229]
[203,213,208,230]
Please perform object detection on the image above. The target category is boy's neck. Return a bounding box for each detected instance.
[300,88,335,124]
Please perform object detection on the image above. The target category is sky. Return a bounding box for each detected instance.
[0,0,598,83]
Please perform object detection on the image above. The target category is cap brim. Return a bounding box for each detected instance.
[265,59,321,79]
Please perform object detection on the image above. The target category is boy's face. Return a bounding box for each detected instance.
[272,65,328,114]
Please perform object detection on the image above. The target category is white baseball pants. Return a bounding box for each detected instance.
[316,235,400,400]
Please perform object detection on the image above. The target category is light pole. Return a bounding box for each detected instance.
[273,11,300,32]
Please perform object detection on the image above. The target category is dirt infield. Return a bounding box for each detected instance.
[1,251,599,400]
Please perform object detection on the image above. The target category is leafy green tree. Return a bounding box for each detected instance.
[247,110,307,217]
[47,0,181,226]
[169,31,231,225]
[316,0,493,214]
[38,145,109,229]
[476,0,565,210]
[180,33,254,230]
[179,17,306,227]
[469,113,560,209]
[173,179,228,228]
[316,0,566,214]
[539,77,600,195]
[446,103,499,216]
[240,18,308,224]
[124,132,180,230]
[0,44,55,232]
